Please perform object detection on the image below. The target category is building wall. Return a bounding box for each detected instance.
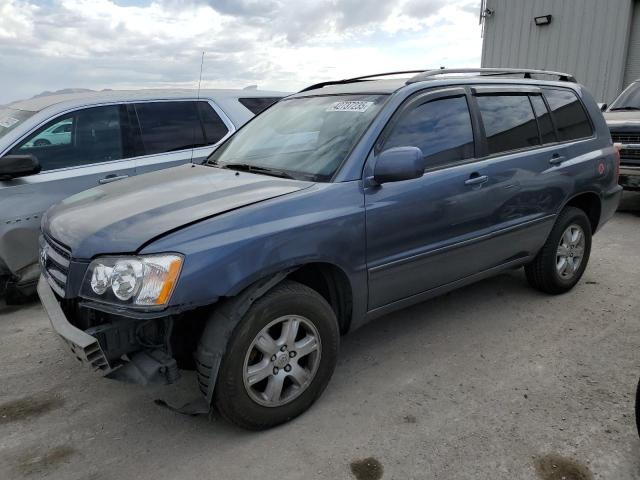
[623,0,640,88]
[481,0,634,102]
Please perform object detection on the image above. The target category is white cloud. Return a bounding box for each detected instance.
[0,0,482,104]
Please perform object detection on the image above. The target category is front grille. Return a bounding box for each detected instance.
[41,235,71,297]
[610,132,640,166]
[611,132,640,143]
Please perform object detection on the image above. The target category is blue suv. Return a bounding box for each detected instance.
[37,69,622,430]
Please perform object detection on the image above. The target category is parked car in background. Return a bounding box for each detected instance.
[22,119,73,147]
[37,68,621,430]
[603,80,640,191]
[0,89,286,302]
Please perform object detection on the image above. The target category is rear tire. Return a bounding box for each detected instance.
[211,280,339,430]
[525,207,592,294]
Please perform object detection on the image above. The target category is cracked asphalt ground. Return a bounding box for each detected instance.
[1,193,639,480]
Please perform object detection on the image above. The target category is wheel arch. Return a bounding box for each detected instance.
[195,261,355,405]
[286,262,353,335]
[561,191,602,233]
[224,260,354,335]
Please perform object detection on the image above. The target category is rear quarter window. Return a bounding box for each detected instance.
[197,102,229,145]
[542,88,592,142]
[238,97,281,115]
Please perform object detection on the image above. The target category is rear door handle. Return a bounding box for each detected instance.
[99,174,129,184]
[549,154,566,165]
[464,174,489,186]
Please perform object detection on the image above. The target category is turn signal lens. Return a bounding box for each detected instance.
[136,256,183,306]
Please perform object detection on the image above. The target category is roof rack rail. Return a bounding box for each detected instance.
[406,68,577,84]
[298,70,431,93]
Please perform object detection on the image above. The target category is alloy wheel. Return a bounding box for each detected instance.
[556,224,585,279]
[242,315,322,407]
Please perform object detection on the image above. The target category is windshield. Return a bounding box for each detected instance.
[0,107,35,141]
[609,82,640,110]
[207,94,387,181]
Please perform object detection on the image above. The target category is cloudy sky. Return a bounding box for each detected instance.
[0,0,482,104]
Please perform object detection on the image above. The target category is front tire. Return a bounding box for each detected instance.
[525,207,592,294]
[213,280,339,430]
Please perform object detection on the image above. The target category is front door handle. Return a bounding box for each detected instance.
[464,174,489,186]
[99,174,129,184]
[549,154,566,165]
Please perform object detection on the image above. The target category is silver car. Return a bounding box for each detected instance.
[0,89,286,301]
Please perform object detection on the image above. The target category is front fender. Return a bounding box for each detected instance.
[140,181,367,316]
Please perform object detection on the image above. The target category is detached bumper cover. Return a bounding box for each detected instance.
[37,276,111,372]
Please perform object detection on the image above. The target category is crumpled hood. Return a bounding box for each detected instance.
[44,163,312,259]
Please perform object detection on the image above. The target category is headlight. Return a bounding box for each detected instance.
[82,254,183,308]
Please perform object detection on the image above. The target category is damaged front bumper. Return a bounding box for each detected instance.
[37,275,180,385]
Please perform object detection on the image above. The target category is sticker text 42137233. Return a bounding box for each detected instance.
[326,101,373,113]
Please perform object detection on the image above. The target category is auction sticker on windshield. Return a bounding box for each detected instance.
[0,117,19,128]
[327,101,373,113]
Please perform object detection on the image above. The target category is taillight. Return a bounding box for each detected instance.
[613,142,621,183]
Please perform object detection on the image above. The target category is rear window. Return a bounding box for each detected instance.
[542,88,592,142]
[135,101,204,155]
[477,94,540,155]
[238,97,281,115]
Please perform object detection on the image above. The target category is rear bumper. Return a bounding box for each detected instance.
[37,276,111,372]
[619,166,640,191]
[598,184,623,231]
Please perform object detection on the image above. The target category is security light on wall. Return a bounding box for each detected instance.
[534,15,552,26]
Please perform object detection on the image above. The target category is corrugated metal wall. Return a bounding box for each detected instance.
[623,0,640,88]
[481,0,634,102]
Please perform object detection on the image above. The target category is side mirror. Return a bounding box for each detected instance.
[599,103,608,112]
[373,147,426,184]
[0,154,41,180]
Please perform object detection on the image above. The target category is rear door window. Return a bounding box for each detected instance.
[197,102,229,145]
[383,95,475,168]
[239,97,281,115]
[529,94,557,144]
[542,88,592,141]
[476,94,540,155]
[135,101,204,155]
[10,105,131,171]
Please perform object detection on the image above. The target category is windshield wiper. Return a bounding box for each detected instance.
[222,163,296,180]
[609,106,640,111]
